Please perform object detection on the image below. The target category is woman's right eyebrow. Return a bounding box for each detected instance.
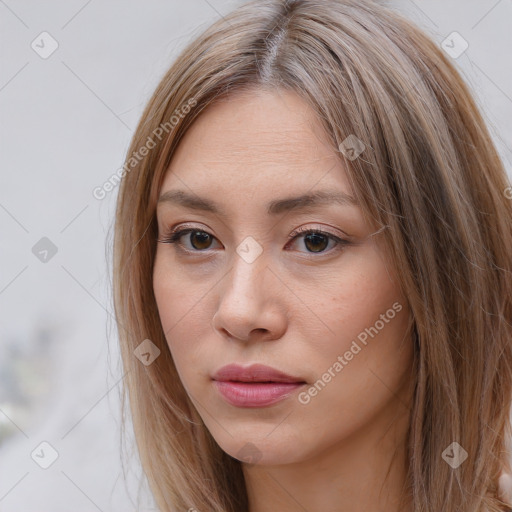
[157,189,359,217]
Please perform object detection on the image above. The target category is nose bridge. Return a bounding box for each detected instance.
[227,241,269,300]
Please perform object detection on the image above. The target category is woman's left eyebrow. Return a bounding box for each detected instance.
[157,189,358,217]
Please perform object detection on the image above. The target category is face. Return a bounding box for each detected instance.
[153,88,413,466]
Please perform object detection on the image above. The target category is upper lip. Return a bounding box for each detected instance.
[212,363,305,383]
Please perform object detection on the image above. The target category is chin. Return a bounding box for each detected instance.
[212,428,307,466]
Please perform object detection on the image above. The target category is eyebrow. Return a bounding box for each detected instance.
[157,189,358,216]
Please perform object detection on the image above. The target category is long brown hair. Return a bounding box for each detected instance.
[112,1,512,510]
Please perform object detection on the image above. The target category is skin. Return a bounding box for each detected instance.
[153,88,415,512]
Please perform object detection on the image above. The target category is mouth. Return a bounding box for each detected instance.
[212,363,307,407]
[212,363,305,383]
[213,381,306,407]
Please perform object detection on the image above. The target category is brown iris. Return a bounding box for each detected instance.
[303,232,329,253]
[190,231,214,250]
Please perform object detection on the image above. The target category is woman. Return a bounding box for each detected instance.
[112,0,512,510]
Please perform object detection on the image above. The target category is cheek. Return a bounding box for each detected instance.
[308,245,405,349]
[152,252,215,374]
[300,245,412,409]
[153,250,207,332]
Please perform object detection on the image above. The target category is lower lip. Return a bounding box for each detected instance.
[213,381,305,407]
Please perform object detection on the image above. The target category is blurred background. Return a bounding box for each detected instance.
[0,0,511,510]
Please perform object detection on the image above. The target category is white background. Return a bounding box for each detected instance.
[0,1,511,510]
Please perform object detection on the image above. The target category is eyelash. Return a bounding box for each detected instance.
[156,225,351,257]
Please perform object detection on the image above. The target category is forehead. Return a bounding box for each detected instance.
[160,88,352,199]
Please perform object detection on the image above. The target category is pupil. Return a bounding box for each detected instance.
[305,233,328,252]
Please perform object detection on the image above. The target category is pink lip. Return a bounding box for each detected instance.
[212,364,306,407]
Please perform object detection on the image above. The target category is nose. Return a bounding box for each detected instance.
[211,250,288,343]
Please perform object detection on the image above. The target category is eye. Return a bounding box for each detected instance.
[286,226,350,255]
[157,227,221,252]
[157,225,351,256]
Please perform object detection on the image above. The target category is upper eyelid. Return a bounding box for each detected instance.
[161,224,346,241]
[158,217,350,235]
